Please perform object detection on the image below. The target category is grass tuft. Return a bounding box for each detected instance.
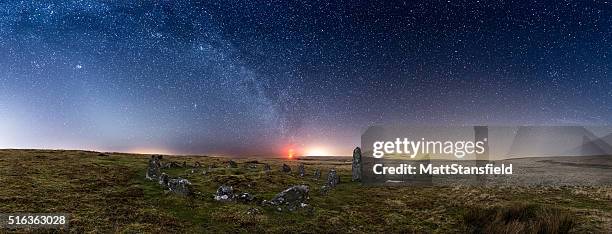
[463,202,575,234]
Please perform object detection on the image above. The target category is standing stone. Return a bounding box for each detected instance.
[163,161,180,169]
[167,178,192,196]
[320,185,331,195]
[327,169,340,187]
[352,147,362,181]
[146,155,162,180]
[298,163,306,177]
[282,164,291,173]
[182,161,187,168]
[214,185,234,201]
[159,172,169,188]
[263,185,309,212]
[227,160,238,168]
[313,169,321,180]
[236,192,255,203]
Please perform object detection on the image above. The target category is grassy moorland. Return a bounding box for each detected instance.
[0,149,610,233]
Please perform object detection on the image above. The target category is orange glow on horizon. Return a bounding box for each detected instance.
[304,146,331,156]
[126,147,174,155]
[288,148,295,159]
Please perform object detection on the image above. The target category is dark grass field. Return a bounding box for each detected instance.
[0,149,610,233]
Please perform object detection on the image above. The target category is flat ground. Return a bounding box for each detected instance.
[0,149,610,233]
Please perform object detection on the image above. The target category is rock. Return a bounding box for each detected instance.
[97,153,109,157]
[320,185,331,195]
[236,192,255,203]
[167,178,192,196]
[352,147,362,181]
[214,185,234,201]
[246,207,262,215]
[227,160,238,168]
[282,164,291,173]
[158,173,169,188]
[163,161,181,169]
[145,155,162,180]
[298,163,305,177]
[194,162,202,168]
[264,185,309,212]
[182,161,187,168]
[327,169,340,187]
[248,164,257,169]
[313,169,321,180]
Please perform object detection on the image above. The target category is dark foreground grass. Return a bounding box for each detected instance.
[464,203,575,234]
[0,149,610,233]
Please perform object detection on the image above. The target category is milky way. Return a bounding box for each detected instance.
[1,1,611,156]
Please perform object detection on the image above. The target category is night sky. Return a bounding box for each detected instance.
[1,1,611,156]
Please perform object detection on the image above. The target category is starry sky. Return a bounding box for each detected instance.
[1,1,611,156]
